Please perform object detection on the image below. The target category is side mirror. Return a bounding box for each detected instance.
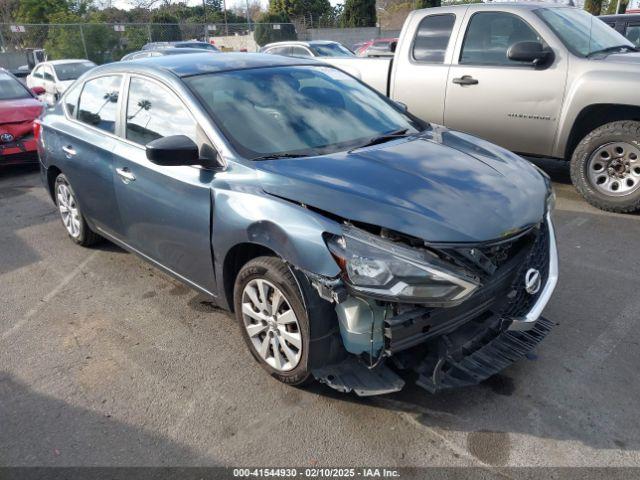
[31,86,46,95]
[389,41,397,53]
[507,41,552,66]
[146,135,200,166]
[393,100,408,112]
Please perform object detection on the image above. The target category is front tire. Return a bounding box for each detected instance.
[570,121,640,213]
[54,173,101,246]
[233,256,342,386]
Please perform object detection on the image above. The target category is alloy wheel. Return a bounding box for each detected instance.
[587,141,640,196]
[56,182,81,238]
[241,278,302,372]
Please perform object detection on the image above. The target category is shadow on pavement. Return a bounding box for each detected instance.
[0,373,213,466]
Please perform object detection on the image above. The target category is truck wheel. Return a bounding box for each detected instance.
[54,173,101,246]
[571,121,640,213]
[233,256,342,386]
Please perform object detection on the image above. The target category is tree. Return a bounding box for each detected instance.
[150,11,181,41]
[584,0,603,15]
[415,0,440,8]
[16,0,69,23]
[254,12,297,46]
[269,0,331,19]
[341,0,376,27]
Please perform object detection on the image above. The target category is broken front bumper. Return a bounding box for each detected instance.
[313,213,558,396]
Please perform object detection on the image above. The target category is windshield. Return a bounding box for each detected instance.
[311,43,354,57]
[536,7,633,56]
[0,72,31,100]
[54,61,95,81]
[187,66,420,158]
[179,42,219,51]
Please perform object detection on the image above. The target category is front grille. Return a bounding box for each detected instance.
[383,219,550,353]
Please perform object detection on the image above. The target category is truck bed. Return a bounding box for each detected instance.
[323,57,393,97]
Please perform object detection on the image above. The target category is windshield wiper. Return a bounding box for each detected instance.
[349,129,411,152]
[251,153,313,161]
[587,45,638,57]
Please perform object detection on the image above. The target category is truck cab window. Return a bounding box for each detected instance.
[412,14,456,63]
[461,12,543,66]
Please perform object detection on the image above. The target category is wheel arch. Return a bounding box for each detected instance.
[45,165,62,202]
[564,104,640,160]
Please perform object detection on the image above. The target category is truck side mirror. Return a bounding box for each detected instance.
[507,41,552,67]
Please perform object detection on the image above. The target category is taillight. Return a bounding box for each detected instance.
[33,119,41,141]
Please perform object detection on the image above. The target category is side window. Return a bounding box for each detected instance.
[32,66,42,79]
[460,12,543,66]
[291,46,312,57]
[77,75,121,134]
[43,66,55,82]
[125,77,197,146]
[267,46,290,56]
[412,14,456,63]
[625,24,640,47]
[63,82,82,117]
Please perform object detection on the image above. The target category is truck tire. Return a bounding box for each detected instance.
[54,173,102,246]
[570,121,640,213]
[233,256,343,386]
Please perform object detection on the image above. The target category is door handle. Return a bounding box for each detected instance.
[62,145,76,157]
[452,75,479,86]
[116,167,136,184]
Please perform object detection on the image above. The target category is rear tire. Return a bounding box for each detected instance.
[54,173,101,246]
[570,121,640,213]
[233,256,343,386]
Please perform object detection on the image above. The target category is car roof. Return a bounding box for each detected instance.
[264,40,339,48]
[99,52,319,77]
[419,1,570,11]
[600,13,640,20]
[46,59,93,65]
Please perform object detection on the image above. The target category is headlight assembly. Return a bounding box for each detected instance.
[325,226,479,306]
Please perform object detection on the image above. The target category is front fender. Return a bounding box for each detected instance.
[554,68,640,158]
[212,186,342,308]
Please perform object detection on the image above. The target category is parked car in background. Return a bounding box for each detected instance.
[355,38,398,57]
[37,53,556,396]
[142,41,219,52]
[121,47,217,61]
[0,48,46,78]
[326,3,640,213]
[260,41,354,58]
[1,68,44,165]
[600,13,640,47]
[26,60,96,105]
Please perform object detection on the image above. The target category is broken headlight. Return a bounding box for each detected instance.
[325,226,479,305]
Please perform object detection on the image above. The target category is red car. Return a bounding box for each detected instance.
[0,68,45,165]
[355,38,398,57]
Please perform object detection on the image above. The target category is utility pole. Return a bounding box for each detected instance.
[223,0,228,36]
[246,0,252,32]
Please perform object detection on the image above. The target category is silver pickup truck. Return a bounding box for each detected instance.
[326,3,640,212]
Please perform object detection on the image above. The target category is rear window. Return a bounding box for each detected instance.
[54,62,95,81]
[412,14,456,63]
[0,72,31,100]
[77,75,122,134]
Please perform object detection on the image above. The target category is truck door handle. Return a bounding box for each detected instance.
[116,167,136,184]
[452,75,479,86]
[62,145,76,157]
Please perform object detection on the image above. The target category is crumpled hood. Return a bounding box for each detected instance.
[0,97,43,124]
[255,127,548,243]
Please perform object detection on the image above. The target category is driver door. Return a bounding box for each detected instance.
[112,75,217,294]
[443,10,567,156]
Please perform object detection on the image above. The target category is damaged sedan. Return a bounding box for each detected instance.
[37,53,558,395]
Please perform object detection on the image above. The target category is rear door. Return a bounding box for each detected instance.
[54,75,123,234]
[443,9,567,156]
[390,9,461,124]
[111,75,216,294]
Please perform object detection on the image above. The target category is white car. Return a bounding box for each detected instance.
[26,59,96,105]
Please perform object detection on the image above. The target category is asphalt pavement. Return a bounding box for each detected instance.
[1,160,639,468]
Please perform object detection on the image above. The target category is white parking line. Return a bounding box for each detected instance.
[0,251,99,341]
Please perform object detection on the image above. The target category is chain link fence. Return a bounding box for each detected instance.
[0,22,298,64]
